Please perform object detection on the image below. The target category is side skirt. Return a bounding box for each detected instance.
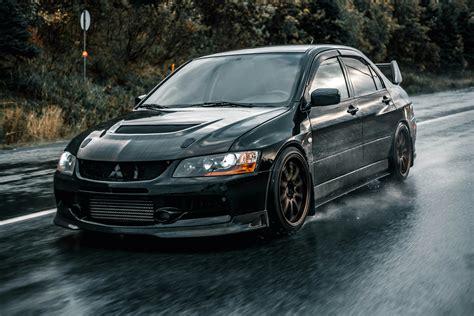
[313,159,389,208]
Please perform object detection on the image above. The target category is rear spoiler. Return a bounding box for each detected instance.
[375,60,402,85]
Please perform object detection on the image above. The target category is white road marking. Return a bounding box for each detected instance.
[0,169,55,184]
[418,108,474,126]
[0,208,56,226]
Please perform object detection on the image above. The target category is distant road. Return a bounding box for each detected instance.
[0,88,473,220]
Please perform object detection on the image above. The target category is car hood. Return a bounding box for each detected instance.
[67,107,287,162]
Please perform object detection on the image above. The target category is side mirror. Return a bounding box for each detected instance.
[390,60,402,85]
[311,88,341,107]
[135,94,146,106]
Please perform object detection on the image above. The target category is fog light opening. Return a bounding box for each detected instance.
[156,211,170,222]
[154,207,185,224]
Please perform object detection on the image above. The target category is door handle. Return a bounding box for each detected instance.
[382,95,392,104]
[347,104,359,115]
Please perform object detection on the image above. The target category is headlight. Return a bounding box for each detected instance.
[57,151,76,176]
[173,151,259,177]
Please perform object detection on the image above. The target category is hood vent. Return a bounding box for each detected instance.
[115,124,197,134]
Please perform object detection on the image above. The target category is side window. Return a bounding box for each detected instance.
[342,57,377,96]
[310,58,349,100]
[369,65,384,90]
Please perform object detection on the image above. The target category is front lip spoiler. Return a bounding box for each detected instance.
[54,207,269,238]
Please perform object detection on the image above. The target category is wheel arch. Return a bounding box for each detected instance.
[393,119,415,166]
[267,140,316,216]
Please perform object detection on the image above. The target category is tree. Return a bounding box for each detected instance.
[266,2,308,45]
[0,0,38,67]
[388,1,440,71]
[353,0,397,62]
[194,0,266,52]
[336,1,370,52]
[426,0,469,70]
[299,0,348,45]
[459,1,474,68]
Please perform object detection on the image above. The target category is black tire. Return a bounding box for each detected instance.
[388,123,413,181]
[267,147,312,236]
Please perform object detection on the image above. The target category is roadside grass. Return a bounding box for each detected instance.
[1,60,154,146]
[403,70,474,95]
[2,105,66,145]
[26,105,64,141]
[3,106,26,144]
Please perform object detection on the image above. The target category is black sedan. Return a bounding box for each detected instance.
[54,45,417,237]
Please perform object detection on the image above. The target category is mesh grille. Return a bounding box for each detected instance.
[75,194,231,226]
[78,159,169,182]
[88,196,155,225]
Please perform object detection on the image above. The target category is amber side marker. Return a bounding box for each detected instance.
[205,163,257,176]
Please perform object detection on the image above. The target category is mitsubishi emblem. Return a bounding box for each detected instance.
[109,164,123,179]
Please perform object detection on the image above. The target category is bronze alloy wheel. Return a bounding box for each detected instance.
[396,128,411,177]
[279,159,307,225]
[269,147,311,235]
[389,123,413,181]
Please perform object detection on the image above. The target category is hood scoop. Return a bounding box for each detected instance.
[115,124,198,134]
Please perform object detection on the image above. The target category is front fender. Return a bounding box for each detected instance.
[231,108,312,172]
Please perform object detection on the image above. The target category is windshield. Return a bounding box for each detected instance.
[143,53,304,107]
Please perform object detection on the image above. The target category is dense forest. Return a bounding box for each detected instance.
[0,0,473,144]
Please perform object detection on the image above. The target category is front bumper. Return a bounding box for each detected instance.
[53,167,271,238]
[54,204,269,238]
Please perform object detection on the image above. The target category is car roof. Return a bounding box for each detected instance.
[200,44,358,58]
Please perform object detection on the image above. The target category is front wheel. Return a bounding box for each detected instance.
[388,123,413,181]
[267,147,312,236]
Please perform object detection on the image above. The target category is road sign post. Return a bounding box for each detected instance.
[80,10,91,83]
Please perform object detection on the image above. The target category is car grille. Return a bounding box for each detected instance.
[78,159,169,181]
[70,193,231,226]
[88,196,155,225]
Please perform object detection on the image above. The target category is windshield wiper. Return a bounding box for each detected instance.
[189,101,256,108]
[137,103,169,111]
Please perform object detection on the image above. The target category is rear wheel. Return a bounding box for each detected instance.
[268,147,311,236]
[388,123,413,181]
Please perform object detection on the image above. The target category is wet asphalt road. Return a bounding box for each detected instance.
[0,89,473,314]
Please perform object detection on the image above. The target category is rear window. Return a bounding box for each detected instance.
[342,57,377,96]
[369,65,384,90]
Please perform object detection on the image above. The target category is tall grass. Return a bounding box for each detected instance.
[26,105,64,140]
[2,105,65,144]
[3,107,27,144]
